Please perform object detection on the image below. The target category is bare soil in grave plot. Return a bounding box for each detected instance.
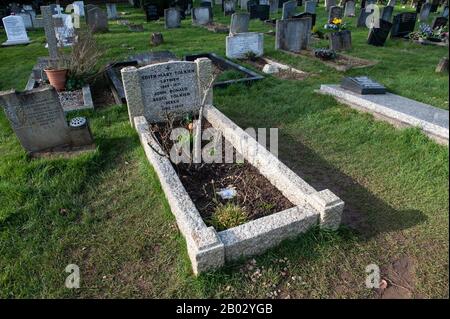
[91,76,117,107]
[150,119,294,228]
[243,58,309,81]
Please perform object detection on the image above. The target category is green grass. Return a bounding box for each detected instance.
[0,2,448,298]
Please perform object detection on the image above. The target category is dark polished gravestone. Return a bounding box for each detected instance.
[340,76,386,95]
[430,0,440,13]
[367,19,392,46]
[247,0,259,11]
[249,4,270,20]
[357,6,375,28]
[390,12,417,38]
[381,5,394,22]
[293,12,316,28]
[432,16,448,29]
[145,4,159,21]
[0,87,94,153]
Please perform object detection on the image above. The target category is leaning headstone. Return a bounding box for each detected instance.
[367,19,392,46]
[432,16,448,29]
[192,6,212,25]
[344,0,355,17]
[275,17,311,52]
[390,12,417,37]
[282,0,297,19]
[305,1,317,14]
[0,87,92,153]
[1,15,31,46]
[419,2,432,21]
[325,0,337,12]
[269,0,279,13]
[165,7,181,28]
[224,0,236,15]
[86,7,108,32]
[226,32,264,58]
[121,59,212,124]
[229,12,250,34]
[381,5,394,22]
[106,3,118,19]
[328,6,343,23]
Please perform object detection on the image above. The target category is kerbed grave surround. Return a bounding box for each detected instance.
[133,105,344,274]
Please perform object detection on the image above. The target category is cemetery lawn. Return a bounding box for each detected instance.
[0,3,448,298]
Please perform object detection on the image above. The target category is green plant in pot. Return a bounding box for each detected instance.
[44,56,69,92]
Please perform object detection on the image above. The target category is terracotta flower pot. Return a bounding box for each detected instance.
[44,69,68,91]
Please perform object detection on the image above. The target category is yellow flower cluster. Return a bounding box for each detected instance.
[332,18,342,25]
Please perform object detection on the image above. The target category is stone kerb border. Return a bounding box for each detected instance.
[134,106,344,274]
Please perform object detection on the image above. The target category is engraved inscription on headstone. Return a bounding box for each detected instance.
[226,32,264,58]
[341,76,386,94]
[2,15,31,46]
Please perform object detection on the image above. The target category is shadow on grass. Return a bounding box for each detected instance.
[277,132,427,239]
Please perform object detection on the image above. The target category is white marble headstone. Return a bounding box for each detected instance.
[2,15,31,46]
[226,32,264,59]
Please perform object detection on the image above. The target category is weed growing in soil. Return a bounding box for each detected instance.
[210,203,249,231]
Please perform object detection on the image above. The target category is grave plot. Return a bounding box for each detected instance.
[242,56,310,80]
[106,51,178,104]
[123,59,344,274]
[184,53,264,88]
[283,49,378,72]
[25,57,94,112]
[319,79,449,145]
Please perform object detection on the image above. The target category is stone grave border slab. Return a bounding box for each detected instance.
[319,84,449,145]
[184,53,264,88]
[133,104,344,274]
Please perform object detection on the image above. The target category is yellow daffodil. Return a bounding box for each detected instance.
[332,18,342,25]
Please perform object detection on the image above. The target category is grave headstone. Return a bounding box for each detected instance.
[200,0,213,7]
[387,0,396,7]
[275,17,311,52]
[224,0,236,15]
[416,0,424,13]
[192,6,213,25]
[145,5,159,21]
[121,59,211,124]
[151,32,164,45]
[435,57,449,73]
[344,0,355,17]
[165,7,181,28]
[106,3,118,20]
[305,1,316,14]
[293,12,316,27]
[247,0,259,11]
[86,7,108,32]
[340,76,386,94]
[328,6,343,23]
[390,12,417,37]
[279,0,290,8]
[41,6,58,64]
[18,12,33,29]
[381,5,394,22]
[250,4,270,20]
[357,6,375,27]
[269,0,279,13]
[229,12,250,34]
[73,1,85,17]
[0,87,92,152]
[419,2,432,21]
[1,15,31,46]
[282,0,297,19]
[226,32,264,58]
[432,16,448,29]
[326,0,337,11]
[367,19,392,46]
[240,0,250,10]
[442,6,449,18]
[329,29,352,50]
[53,13,75,46]
[430,0,440,12]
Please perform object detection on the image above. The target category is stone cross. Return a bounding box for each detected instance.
[41,6,58,67]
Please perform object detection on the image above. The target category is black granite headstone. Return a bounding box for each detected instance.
[367,19,393,46]
[341,76,386,95]
[249,4,270,20]
[390,12,417,38]
[145,4,159,21]
[432,16,448,29]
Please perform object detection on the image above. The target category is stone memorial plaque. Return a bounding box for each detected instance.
[229,12,250,34]
[192,6,212,25]
[0,87,71,152]
[276,17,311,52]
[340,76,386,95]
[165,7,181,28]
[2,15,31,46]
[282,0,297,19]
[226,32,264,58]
